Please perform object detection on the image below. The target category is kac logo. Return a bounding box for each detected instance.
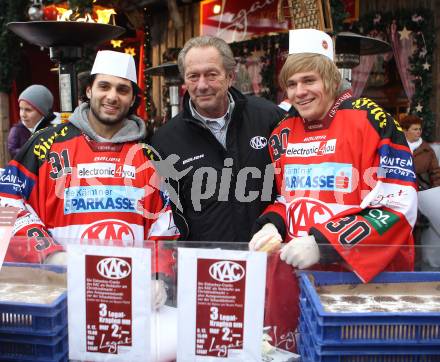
[209,261,245,282]
[287,198,333,237]
[97,258,131,280]
[250,136,267,150]
[81,219,135,241]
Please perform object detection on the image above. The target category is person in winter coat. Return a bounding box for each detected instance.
[400,114,440,269]
[400,114,440,190]
[8,84,55,158]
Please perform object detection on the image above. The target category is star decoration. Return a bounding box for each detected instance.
[124,47,136,56]
[423,62,431,70]
[110,40,123,48]
[399,26,412,40]
[415,103,423,112]
[96,9,116,24]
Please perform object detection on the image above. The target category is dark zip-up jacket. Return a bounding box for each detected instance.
[8,114,55,158]
[151,87,285,242]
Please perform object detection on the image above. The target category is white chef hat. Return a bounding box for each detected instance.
[289,29,334,61]
[91,50,137,84]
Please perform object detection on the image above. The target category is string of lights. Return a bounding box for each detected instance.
[143,7,152,118]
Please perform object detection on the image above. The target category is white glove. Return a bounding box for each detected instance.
[151,279,167,310]
[279,235,320,269]
[249,223,282,253]
[44,251,67,265]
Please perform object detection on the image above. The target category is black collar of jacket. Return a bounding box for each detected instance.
[180,86,247,126]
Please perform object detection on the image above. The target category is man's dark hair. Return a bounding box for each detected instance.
[87,73,141,116]
[77,71,91,104]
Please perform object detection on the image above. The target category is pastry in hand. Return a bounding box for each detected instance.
[259,236,282,253]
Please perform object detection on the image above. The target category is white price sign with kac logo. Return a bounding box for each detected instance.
[67,244,151,361]
[177,248,266,361]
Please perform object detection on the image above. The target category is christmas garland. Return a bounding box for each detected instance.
[351,9,435,140]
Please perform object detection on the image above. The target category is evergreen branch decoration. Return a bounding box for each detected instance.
[351,9,435,141]
[0,0,29,92]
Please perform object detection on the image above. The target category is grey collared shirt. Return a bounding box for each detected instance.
[189,92,235,149]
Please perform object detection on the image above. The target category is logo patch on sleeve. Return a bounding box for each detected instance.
[360,208,399,235]
[0,167,35,199]
[378,145,416,182]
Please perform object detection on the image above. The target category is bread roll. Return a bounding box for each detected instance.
[259,237,282,253]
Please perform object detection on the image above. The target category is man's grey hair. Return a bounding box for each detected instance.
[177,36,236,76]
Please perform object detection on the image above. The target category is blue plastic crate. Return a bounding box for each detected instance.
[299,271,440,347]
[0,327,68,361]
[299,322,440,362]
[299,313,440,357]
[0,353,68,362]
[0,263,67,336]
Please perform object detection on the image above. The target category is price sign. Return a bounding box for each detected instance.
[177,248,266,361]
[68,244,151,361]
[85,255,133,353]
[195,259,246,357]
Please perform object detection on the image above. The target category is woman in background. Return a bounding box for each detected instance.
[400,114,440,190]
[400,114,440,270]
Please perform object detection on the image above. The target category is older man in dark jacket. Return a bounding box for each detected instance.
[151,36,285,243]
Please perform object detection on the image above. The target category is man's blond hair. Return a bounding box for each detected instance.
[279,53,341,99]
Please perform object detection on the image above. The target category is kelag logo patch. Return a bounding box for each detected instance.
[360,208,399,235]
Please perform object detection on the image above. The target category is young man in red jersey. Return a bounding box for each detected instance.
[0,51,178,308]
[249,29,418,352]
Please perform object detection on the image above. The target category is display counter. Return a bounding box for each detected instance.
[0,237,439,361]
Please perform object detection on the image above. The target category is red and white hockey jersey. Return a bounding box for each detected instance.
[0,122,179,273]
[259,94,418,351]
